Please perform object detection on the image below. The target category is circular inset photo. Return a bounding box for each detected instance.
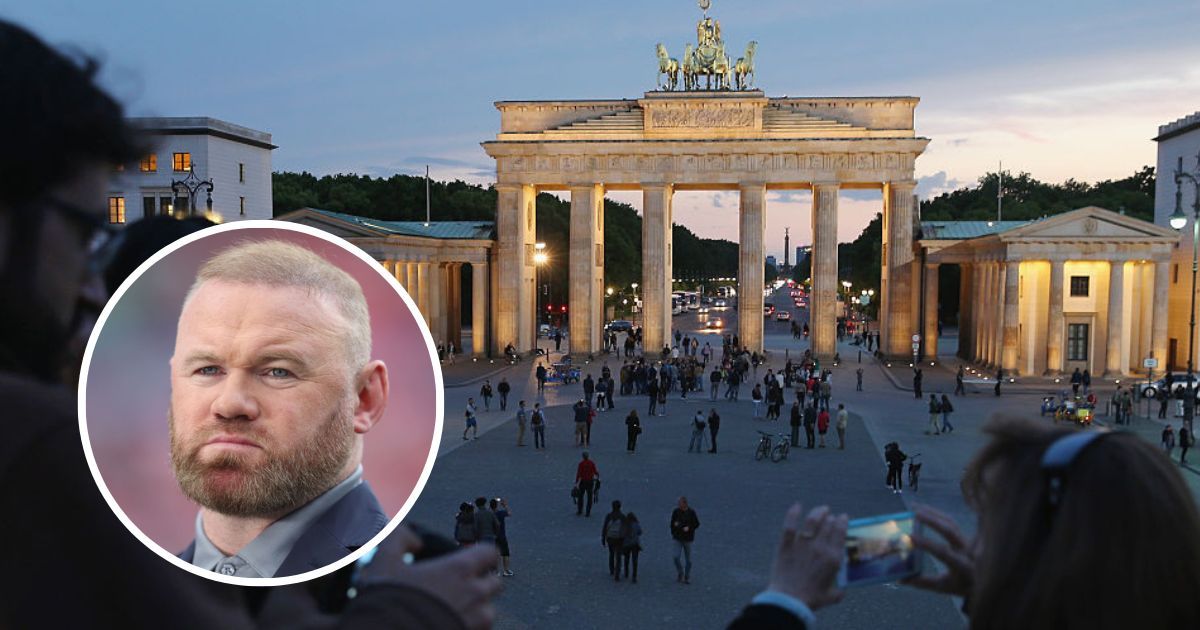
[79,220,442,586]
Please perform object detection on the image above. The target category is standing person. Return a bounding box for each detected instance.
[575,452,599,516]
[497,377,511,410]
[670,497,700,584]
[463,397,479,440]
[473,496,500,547]
[491,498,514,576]
[816,406,830,448]
[626,410,642,453]
[453,502,476,546]
[856,367,864,391]
[621,512,643,583]
[803,403,817,449]
[1181,425,1192,465]
[554,328,562,352]
[835,403,848,449]
[995,368,1003,396]
[913,368,923,399]
[531,402,546,449]
[688,411,708,453]
[1163,424,1177,459]
[708,408,721,453]
[657,377,668,416]
[647,378,659,416]
[789,401,802,448]
[480,379,494,411]
[536,362,547,393]
[751,384,764,418]
[515,400,528,447]
[1159,388,1170,419]
[573,399,589,447]
[955,365,966,396]
[940,394,955,433]
[1070,367,1083,395]
[1082,368,1092,394]
[710,366,722,401]
[602,500,627,581]
[819,379,832,412]
[926,394,942,435]
[583,373,595,408]
[885,442,907,494]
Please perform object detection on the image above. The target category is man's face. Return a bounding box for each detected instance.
[169,280,361,518]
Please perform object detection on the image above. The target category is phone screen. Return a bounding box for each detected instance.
[837,511,921,588]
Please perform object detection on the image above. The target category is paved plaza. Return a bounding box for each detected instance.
[408,288,1200,629]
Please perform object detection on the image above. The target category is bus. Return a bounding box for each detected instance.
[673,290,700,311]
[715,286,737,299]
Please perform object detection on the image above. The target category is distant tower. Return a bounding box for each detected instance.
[783,227,790,268]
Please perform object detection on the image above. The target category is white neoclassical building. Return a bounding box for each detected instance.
[1154,111,1200,372]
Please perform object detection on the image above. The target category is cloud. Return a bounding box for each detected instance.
[917,171,965,199]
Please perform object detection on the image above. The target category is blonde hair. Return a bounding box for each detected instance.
[185,239,372,377]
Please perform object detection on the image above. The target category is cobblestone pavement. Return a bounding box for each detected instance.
[411,289,1200,629]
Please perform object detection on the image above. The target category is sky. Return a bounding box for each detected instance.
[7,0,1199,259]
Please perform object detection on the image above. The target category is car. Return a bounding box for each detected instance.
[697,305,710,314]
[1140,376,1200,400]
[763,303,776,317]
[703,318,724,330]
[606,320,634,333]
[713,298,728,308]
[775,310,791,321]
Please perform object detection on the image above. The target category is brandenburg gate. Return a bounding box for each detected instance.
[482,6,929,359]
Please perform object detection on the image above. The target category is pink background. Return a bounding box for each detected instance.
[84,226,439,553]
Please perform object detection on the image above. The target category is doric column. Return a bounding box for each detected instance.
[923,263,939,358]
[739,182,767,354]
[1002,260,1020,372]
[472,261,489,356]
[1046,260,1065,374]
[883,181,916,356]
[972,264,984,362]
[992,263,1005,368]
[429,263,446,344]
[1152,261,1170,369]
[416,261,432,331]
[958,263,972,360]
[494,184,536,354]
[449,263,463,351]
[569,184,605,355]
[983,263,996,366]
[642,183,673,354]
[810,182,839,357]
[1105,260,1127,376]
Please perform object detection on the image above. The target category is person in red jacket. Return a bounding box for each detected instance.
[575,451,600,516]
[817,408,830,448]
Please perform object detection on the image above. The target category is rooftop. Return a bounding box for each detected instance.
[303,208,495,240]
[919,220,1031,240]
[1155,111,1200,142]
[128,117,276,150]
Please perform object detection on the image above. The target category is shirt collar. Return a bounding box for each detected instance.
[191,465,364,578]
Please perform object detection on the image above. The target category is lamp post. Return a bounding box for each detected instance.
[631,282,639,322]
[533,242,548,354]
[1169,150,1200,432]
[171,164,214,218]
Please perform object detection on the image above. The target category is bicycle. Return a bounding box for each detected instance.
[755,431,773,461]
[908,453,922,492]
[770,433,790,462]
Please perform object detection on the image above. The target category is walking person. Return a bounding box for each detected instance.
[803,403,817,449]
[954,365,966,396]
[1163,424,1177,459]
[491,498,515,576]
[553,328,562,352]
[913,368,923,399]
[835,403,848,449]
[463,397,478,440]
[817,406,830,448]
[1070,367,1082,395]
[707,408,721,453]
[670,497,700,584]
[1181,425,1192,465]
[621,512,642,583]
[856,367,864,391]
[531,402,546,449]
[925,394,942,435]
[940,393,955,433]
[688,411,707,453]
[575,452,599,516]
[789,401,802,448]
[536,362,547,393]
[480,380,493,411]
[601,500,626,581]
[625,410,642,452]
[515,400,528,447]
[573,399,589,447]
[497,377,511,411]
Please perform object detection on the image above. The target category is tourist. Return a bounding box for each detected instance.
[573,399,589,447]
[1082,368,1092,393]
[835,404,848,450]
[657,376,669,416]
[913,368,923,399]
[1070,367,1083,395]
[670,497,701,584]
[925,394,942,435]
[752,383,764,418]
[574,452,600,516]
[621,512,643,583]
[515,400,527,447]
[954,365,966,396]
[553,328,563,352]
[648,377,659,415]
[1163,423,1176,458]
[1181,425,1192,465]
[480,379,493,411]
[803,403,817,449]
[789,401,802,448]
[940,394,955,433]
[995,368,1003,396]
[1159,388,1170,419]
[856,367,864,391]
[498,377,511,410]
[819,379,832,411]
[536,362,547,392]
[454,502,476,546]
[708,408,721,453]
[583,373,595,407]
[463,397,478,440]
[531,402,546,449]
[602,500,627,581]
[885,442,907,494]
[689,410,708,453]
[472,497,500,547]
[626,409,642,452]
[816,406,829,448]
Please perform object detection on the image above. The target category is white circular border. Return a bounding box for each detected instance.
[77,219,445,587]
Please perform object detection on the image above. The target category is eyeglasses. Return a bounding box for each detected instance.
[1041,429,1111,510]
[40,196,126,274]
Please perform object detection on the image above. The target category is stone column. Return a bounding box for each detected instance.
[883,181,916,357]
[992,263,1005,368]
[1002,261,1020,372]
[449,263,463,351]
[1152,261,1170,369]
[972,264,984,362]
[923,263,939,358]
[1046,260,1065,374]
[416,261,432,331]
[472,261,489,356]
[642,184,673,354]
[569,184,605,355]
[810,183,839,357]
[494,184,536,354]
[429,263,446,345]
[739,182,767,354]
[983,263,996,366]
[1105,260,1126,376]
[958,264,972,360]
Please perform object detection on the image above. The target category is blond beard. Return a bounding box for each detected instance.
[169,400,356,518]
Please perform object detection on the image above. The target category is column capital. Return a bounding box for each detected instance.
[811,181,840,192]
[568,182,605,193]
[886,180,918,190]
[494,183,526,193]
[640,182,673,192]
[738,181,767,192]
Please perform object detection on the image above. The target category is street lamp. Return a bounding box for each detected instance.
[533,242,547,353]
[171,164,214,219]
[1169,150,1200,432]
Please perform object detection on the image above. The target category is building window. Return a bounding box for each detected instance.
[1069,275,1089,297]
[140,154,157,172]
[160,196,173,215]
[1175,264,1180,284]
[142,196,156,219]
[239,196,246,215]
[1067,323,1089,361]
[173,152,191,172]
[108,197,125,224]
[239,163,245,183]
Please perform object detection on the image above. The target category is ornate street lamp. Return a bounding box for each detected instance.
[171,164,214,218]
[1169,150,1200,432]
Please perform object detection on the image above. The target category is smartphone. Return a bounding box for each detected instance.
[836,511,922,588]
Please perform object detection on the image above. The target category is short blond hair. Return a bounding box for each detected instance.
[184,239,372,376]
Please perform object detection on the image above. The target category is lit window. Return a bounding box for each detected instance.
[239,163,245,183]
[173,152,191,172]
[108,197,125,224]
[1069,276,1089,297]
[1067,323,1089,361]
[140,154,157,172]
[239,196,246,215]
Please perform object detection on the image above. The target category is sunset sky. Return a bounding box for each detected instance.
[8,0,1199,258]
